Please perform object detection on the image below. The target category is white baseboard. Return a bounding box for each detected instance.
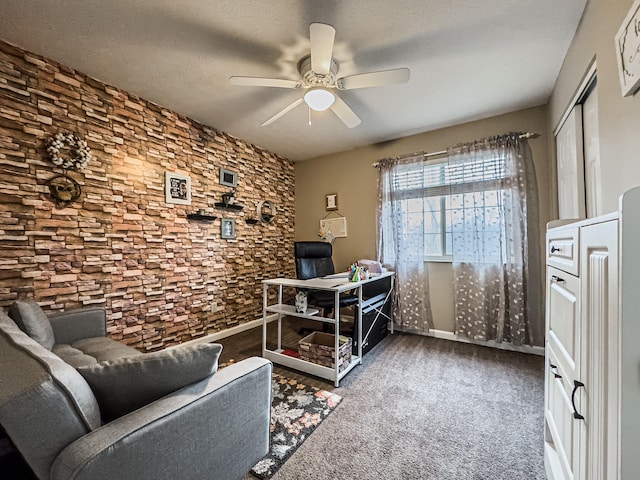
[394,326,545,356]
[169,313,278,348]
[172,314,544,357]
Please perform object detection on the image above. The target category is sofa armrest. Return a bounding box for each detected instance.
[51,357,272,480]
[48,308,106,344]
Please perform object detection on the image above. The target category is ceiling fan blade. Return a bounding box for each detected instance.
[310,23,336,75]
[336,68,411,90]
[229,76,303,89]
[261,98,304,127]
[330,95,361,128]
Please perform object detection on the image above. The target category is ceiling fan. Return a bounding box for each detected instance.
[229,23,410,128]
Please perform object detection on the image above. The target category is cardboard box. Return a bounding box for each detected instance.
[298,332,352,372]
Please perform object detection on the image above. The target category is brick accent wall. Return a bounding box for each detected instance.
[0,40,295,350]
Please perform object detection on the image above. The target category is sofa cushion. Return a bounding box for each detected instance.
[7,299,55,350]
[0,312,102,480]
[54,337,140,368]
[77,343,223,421]
[53,344,99,368]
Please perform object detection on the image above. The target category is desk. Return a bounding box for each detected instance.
[262,271,394,386]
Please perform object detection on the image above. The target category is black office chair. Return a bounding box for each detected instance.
[294,242,359,333]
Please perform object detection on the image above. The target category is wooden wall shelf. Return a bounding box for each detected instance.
[214,203,243,211]
[186,213,217,221]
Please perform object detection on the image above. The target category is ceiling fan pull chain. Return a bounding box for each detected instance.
[308,107,312,126]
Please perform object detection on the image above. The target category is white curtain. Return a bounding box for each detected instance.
[447,133,541,346]
[376,156,434,333]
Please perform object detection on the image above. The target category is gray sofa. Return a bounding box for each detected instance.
[0,300,272,480]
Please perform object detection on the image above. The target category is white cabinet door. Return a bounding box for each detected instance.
[546,265,582,480]
[546,266,581,386]
[556,106,586,220]
[580,219,618,480]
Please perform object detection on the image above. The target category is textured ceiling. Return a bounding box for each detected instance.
[0,0,586,161]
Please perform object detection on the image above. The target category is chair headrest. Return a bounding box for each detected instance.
[294,241,332,259]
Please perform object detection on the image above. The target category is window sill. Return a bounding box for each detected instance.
[424,256,452,263]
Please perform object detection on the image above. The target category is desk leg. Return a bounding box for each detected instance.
[277,284,283,351]
[334,289,340,387]
[262,284,268,356]
[357,285,363,364]
[389,275,395,335]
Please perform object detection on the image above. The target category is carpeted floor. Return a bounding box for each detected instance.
[264,332,545,480]
[3,329,545,480]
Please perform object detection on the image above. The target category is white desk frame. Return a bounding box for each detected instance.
[262,271,394,386]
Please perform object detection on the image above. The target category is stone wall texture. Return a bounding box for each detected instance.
[0,40,295,350]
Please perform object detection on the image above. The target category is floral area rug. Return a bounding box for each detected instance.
[250,374,343,480]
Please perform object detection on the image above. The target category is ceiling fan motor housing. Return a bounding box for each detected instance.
[297,55,338,88]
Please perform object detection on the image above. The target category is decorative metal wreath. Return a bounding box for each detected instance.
[47,174,81,207]
[46,132,92,170]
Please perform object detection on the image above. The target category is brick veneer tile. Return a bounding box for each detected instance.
[0,40,295,350]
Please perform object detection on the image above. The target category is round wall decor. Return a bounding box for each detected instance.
[257,200,276,223]
[47,174,81,207]
[46,132,92,170]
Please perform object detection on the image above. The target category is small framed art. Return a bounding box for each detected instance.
[165,172,191,205]
[220,168,238,188]
[221,218,236,239]
[325,193,338,211]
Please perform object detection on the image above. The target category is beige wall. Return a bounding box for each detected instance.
[549,0,640,214]
[295,106,550,333]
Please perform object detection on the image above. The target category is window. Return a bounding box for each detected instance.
[391,154,509,262]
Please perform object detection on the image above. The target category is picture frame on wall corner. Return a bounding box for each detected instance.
[325,193,338,211]
[221,218,236,239]
[165,172,191,205]
[219,167,238,188]
[615,0,640,97]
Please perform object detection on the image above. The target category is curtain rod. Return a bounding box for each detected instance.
[371,132,539,167]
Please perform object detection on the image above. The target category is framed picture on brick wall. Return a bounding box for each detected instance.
[221,218,236,239]
[165,172,191,205]
[219,168,238,188]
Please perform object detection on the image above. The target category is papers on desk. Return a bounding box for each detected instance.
[303,277,350,289]
[322,273,350,279]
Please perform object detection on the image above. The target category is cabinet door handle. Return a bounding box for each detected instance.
[549,362,562,379]
[571,380,585,420]
[550,245,561,253]
[551,275,565,284]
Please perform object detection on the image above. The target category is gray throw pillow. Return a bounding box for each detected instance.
[77,343,223,421]
[7,299,55,350]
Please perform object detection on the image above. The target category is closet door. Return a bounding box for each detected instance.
[582,85,601,217]
[556,105,586,220]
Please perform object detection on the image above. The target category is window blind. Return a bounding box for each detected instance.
[392,155,506,198]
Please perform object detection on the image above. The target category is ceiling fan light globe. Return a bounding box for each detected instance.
[304,88,335,111]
